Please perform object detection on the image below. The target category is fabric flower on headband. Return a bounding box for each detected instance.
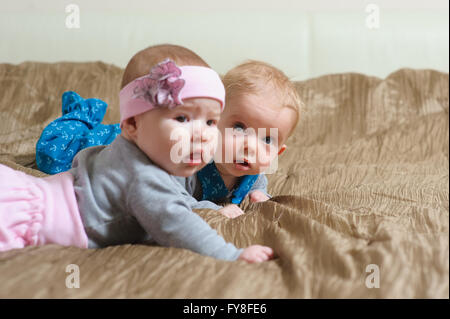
[132,59,185,108]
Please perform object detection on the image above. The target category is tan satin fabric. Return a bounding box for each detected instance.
[0,62,448,298]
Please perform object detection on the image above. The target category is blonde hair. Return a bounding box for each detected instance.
[121,44,209,89]
[222,60,302,136]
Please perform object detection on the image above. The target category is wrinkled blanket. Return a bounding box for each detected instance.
[0,62,448,298]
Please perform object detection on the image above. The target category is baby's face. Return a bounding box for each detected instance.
[132,98,221,177]
[214,91,296,177]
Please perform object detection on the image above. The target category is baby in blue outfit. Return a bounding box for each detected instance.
[188,60,301,217]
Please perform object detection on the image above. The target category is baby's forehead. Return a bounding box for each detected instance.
[229,105,293,124]
[175,99,222,115]
[226,91,287,117]
[223,97,296,138]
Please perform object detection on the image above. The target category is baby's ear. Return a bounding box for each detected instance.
[278,144,287,156]
[121,117,138,141]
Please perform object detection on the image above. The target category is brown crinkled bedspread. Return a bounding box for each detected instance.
[0,62,448,298]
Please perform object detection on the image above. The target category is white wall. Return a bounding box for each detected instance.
[0,0,448,80]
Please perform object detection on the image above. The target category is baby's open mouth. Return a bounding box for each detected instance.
[187,152,202,166]
[233,158,251,171]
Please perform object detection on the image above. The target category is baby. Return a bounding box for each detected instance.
[183,61,301,218]
[0,44,274,263]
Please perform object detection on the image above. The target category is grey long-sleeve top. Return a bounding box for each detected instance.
[69,135,243,261]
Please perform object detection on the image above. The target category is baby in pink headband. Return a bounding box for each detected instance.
[0,45,274,263]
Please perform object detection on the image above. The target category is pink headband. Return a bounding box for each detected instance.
[119,59,225,123]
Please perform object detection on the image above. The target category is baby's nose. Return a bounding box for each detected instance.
[243,135,257,158]
[190,121,208,142]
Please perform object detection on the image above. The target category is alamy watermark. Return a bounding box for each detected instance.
[65,264,80,288]
[365,264,380,288]
[65,4,80,29]
[365,3,380,29]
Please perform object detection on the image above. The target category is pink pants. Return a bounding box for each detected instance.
[0,164,88,252]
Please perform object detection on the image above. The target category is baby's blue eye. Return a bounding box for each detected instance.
[207,119,216,126]
[233,122,246,132]
[175,115,187,123]
[264,136,273,144]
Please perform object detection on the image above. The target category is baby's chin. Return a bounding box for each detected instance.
[215,162,260,177]
[169,163,208,178]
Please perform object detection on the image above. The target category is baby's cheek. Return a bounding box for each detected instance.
[168,128,192,161]
[205,127,219,144]
[203,128,218,151]
[202,142,216,163]
[221,133,236,156]
[256,145,277,167]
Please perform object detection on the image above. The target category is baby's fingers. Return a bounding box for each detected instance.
[249,191,270,203]
[229,207,244,218]
[219,211,230,218]
[221,211,240,219]
[255,251,271,261]
[253,246,274,261]
[233,209,244,217]
[261,246,274,257]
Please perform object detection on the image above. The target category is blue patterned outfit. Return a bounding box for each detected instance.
[197,161,262,205]
[36,91,121,174]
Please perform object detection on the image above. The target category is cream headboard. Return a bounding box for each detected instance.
[1,0,448,80]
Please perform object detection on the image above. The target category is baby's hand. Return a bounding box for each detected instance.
[218,204,244,218]
[249,190,270,203]
[239,245,274,263]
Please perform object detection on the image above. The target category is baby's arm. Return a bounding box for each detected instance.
[175,175,224,211]
[248,174,271,203]
[128,171,273,262]
[189,199,223,210]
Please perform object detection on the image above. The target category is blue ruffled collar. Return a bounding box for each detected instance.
[197,161,259,204]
